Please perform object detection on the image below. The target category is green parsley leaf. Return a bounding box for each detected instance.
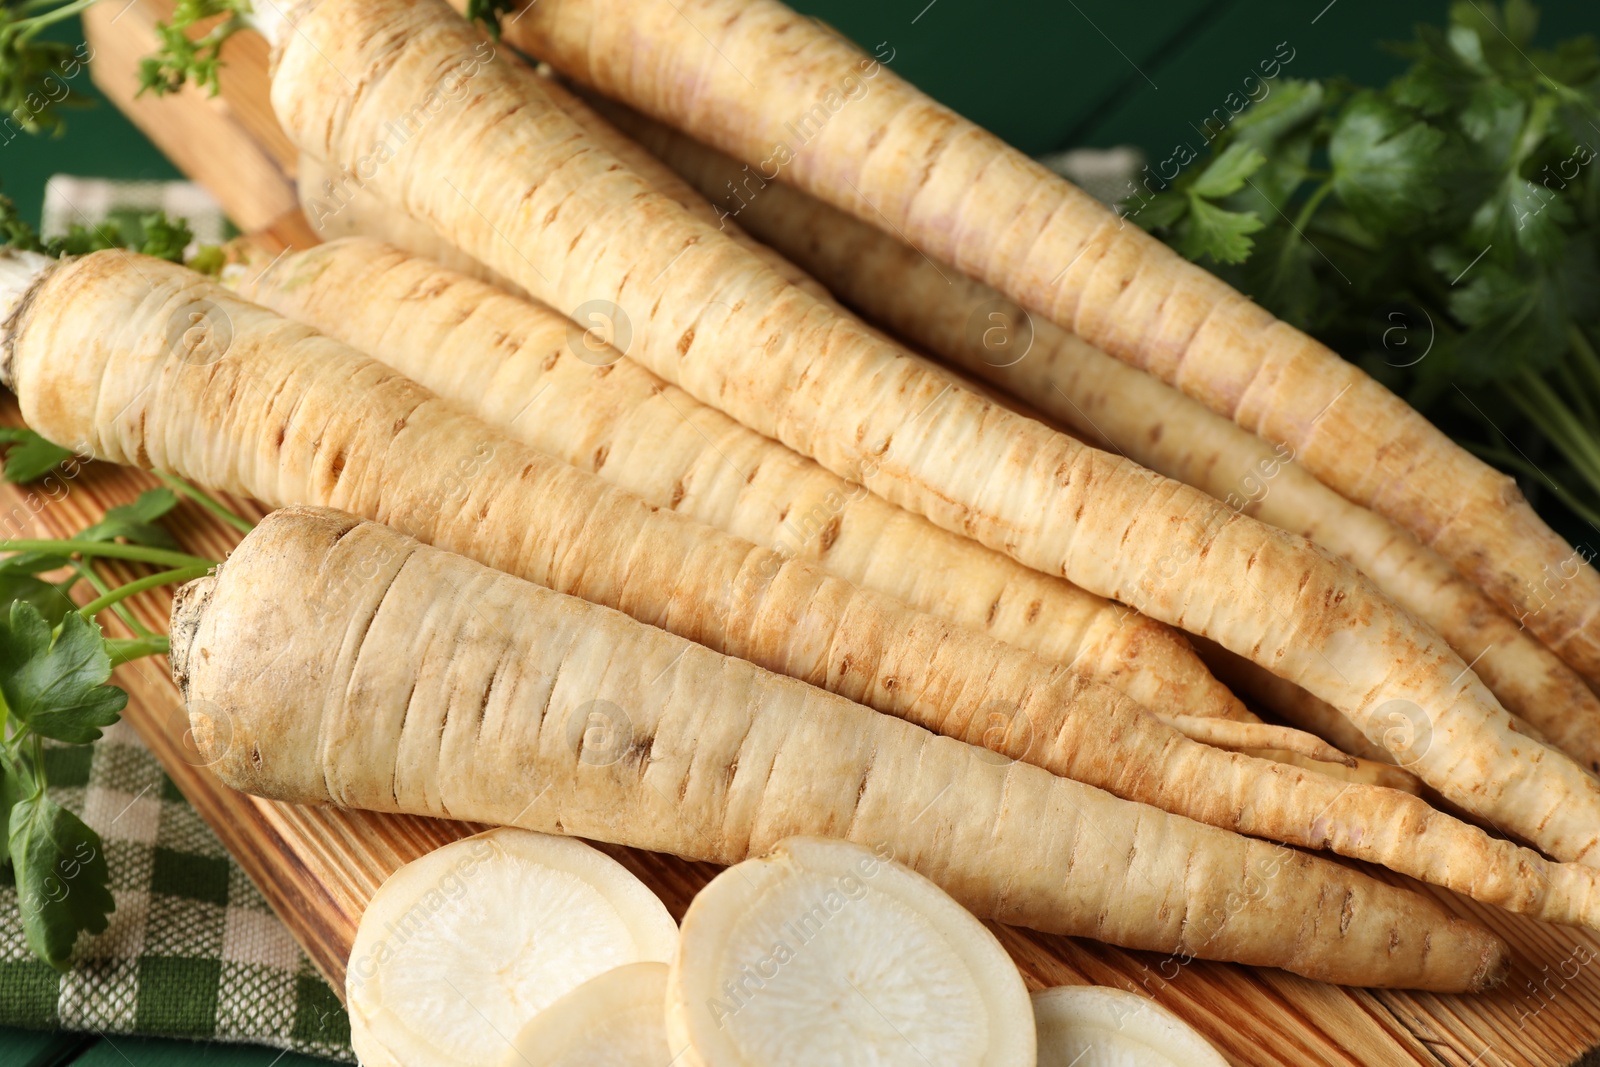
[0,429,74,485]
[138,1,256,98]
[1229,80,1326,151]
[1126,189,1189,231]
[8,790,112,969]
[0,603,127,746]
[79,489,182,552]
[0,573,73,629]
[1329,92,1451,234]
[1190,143,1268,200]
[1176,197,1266,266]
[0,5,96,139]
[0,194,47,254]
[134,212,195,263]
[1226,130,1313,219]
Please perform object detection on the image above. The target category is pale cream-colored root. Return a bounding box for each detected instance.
[607,102,1600,777]
[498,0,1600,689]
[267,0,1600,867]
[22,250,1600,925]
[298,156,526,295]
[172,505,1511,991]
[1241,750,1422,796]
[1160,716,1353,767]
[231,235,1251,722]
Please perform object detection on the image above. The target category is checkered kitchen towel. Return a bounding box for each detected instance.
[0,722,354,1062]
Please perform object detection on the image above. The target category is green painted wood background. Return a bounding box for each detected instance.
[3,1,1593,1062]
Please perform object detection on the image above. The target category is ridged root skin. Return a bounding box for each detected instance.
[174,506,1511,992]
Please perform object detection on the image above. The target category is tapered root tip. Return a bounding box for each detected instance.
[1463,923,1512,993]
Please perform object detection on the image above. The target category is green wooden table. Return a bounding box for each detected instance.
[4,0,1592,1062]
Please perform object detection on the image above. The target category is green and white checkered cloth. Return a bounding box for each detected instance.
[0,722,354,1062]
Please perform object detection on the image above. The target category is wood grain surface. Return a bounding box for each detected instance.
[56,5,1600,1064]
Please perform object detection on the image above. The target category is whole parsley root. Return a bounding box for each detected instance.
[172,505,1511,990]
[261,0,1600,865]
[13,250,1599,923]
[234,233,1249,723]
[485,0,1600,690]
[609,110,1600,776]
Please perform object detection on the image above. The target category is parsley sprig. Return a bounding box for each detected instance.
[0,188,222,273]
[0,0,98,137]
[1128,1,1600,537]
[137,0,257,98]
[0,431,246,968]
[0,0,257,135]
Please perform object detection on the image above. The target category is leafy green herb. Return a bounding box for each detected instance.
[7,787,112,968]
[1128,144,1269,265]
[137,0,257,98]
[0,463,242,968]
[0,604,125,746]
[188,243,227,277]
[1,0,258,131]
[80,488,182,552]
[0,428,75,485]
[0,192,218,270]
[0,0,97,138]
[1127,1,1600,538]
[0,600,124,968]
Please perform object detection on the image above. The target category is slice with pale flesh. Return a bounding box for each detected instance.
[667,836,1034,1066]
[346,828,678,1067]
[499,961,682,1066]
[1033,986,1226,1066]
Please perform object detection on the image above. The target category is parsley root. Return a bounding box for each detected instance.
[491,0,1600,689]
[613,112,1600,776]
[232,235,1249,722]
[258,0,1600,865]
[171,505,1511,990]
[7,249,1593,925]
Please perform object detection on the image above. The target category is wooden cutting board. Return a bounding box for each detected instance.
[64,3,1600,1064]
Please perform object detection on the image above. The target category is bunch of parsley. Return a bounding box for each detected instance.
[1128,0,1600,540]
[0,189,222,271]
[0,447,220,968]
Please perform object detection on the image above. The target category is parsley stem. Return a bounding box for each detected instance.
[1505,375,1600,499]
[1291,179,1335,235]
[1555,360,1599,429]
[9,0,99,41]
[76,565,212,622]
[0,540,213,569]
[71,560,149,639]
[1518,372,1600,476]
[154,472,254,535]
[106,635,171,664]
[1568,325,1600,401]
